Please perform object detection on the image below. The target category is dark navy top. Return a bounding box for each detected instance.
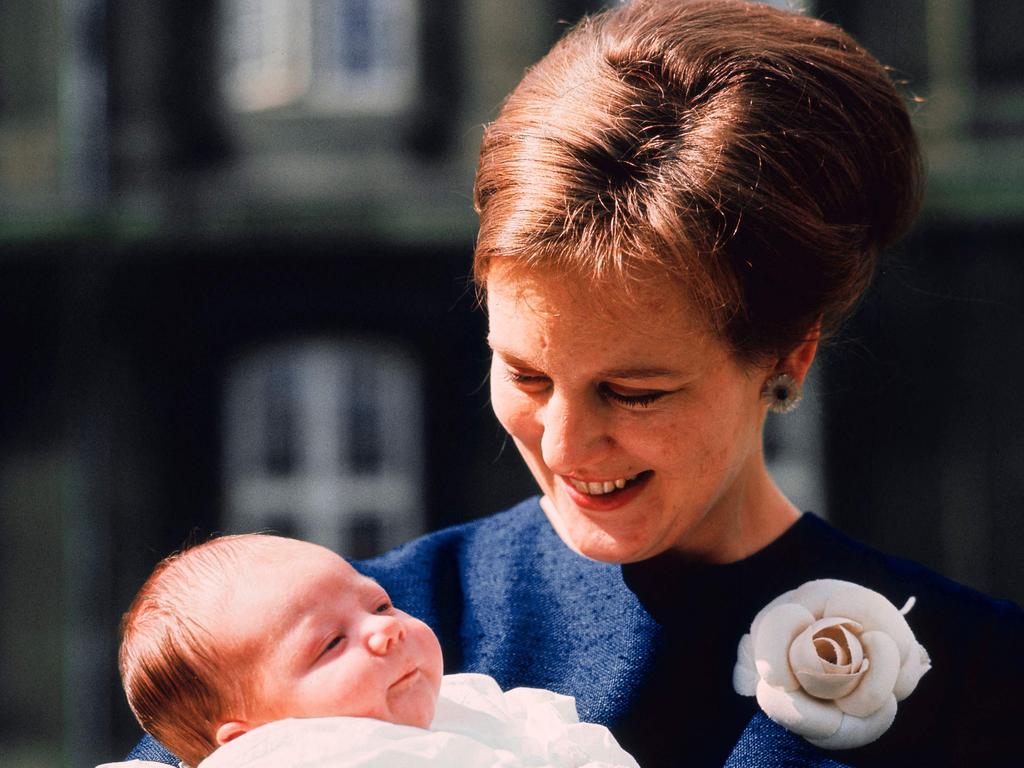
[127,499,1021,767]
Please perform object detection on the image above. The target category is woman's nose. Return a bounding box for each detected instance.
[539,390,610,474]
[365,615,405,656]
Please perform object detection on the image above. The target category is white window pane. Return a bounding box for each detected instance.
[223,337,425,556]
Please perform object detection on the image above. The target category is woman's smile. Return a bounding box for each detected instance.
[564,471,645,495]
[560,471,652,511]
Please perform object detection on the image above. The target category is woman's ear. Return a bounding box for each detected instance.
[215,720,250,747]
[776,323,821,385]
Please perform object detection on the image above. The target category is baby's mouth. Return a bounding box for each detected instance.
[564,471,652,496]
[391,668,420,689]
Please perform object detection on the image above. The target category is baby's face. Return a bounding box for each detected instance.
[218,539,443,733]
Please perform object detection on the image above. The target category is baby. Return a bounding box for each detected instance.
[105,534,638,768]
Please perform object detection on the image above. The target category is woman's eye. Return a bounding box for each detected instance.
[600,384,666,408]
[503,369,549,389]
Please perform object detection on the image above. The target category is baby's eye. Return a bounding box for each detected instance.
[375,601,392,614]
[318,634,345,659]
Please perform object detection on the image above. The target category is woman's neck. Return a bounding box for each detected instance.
[672,456,801,565]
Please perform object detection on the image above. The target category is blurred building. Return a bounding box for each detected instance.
[0,1,1021,765]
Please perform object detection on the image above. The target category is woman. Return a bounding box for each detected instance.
[128,1,1019,766]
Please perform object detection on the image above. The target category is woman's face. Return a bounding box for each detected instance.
[487,267,780,564]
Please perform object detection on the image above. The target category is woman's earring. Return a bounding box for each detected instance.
[763,373,802,413]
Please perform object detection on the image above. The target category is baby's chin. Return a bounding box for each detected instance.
[409,689,442,729]
[388,685,440,729]
[384,700,435,730]
[406,706,436,730]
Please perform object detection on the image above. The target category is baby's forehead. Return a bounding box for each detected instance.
[245,538,379,594]
[236,535,348,572]
[193,544,351,639]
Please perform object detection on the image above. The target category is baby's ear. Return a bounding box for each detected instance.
[214,720,250,747]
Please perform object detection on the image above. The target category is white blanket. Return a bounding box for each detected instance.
[100,673,639,768]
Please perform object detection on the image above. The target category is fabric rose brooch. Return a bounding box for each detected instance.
[732,579,931,750]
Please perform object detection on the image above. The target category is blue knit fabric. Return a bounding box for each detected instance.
[725,713,852,768]
[126,733,179,764]
[123,498,1021,766]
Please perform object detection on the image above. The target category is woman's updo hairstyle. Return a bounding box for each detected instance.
[473,0,923,361]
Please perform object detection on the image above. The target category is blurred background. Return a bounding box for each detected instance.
[1,0,1021,765]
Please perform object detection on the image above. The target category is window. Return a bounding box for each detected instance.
[224,338,425,558]
[221,0,419,115]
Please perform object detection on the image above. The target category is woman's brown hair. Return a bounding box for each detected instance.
[473,0,923,360]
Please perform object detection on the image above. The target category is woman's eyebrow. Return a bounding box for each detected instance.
[489,348,537,368]
[600,367,680,379]
[491,348,684,380]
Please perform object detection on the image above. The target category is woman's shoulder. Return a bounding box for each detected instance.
[785,514,1021,764]
[795,513,1020,626]
[790,513,1022,683]
[356,496,561,576]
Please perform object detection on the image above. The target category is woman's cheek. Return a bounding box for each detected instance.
[490,380,540,443]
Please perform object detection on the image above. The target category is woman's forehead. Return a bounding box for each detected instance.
[485,267,729,376]
[486,267,709,340]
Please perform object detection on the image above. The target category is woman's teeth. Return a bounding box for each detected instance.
[567,474,639,495]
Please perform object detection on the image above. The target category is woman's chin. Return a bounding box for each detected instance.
[578,535,669,564]
[541,495,663,564]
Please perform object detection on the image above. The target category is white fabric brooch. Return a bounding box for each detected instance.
[732,579,931,750]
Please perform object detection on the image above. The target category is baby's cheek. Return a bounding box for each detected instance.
[417,621,444,681]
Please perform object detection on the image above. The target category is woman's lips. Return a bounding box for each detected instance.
[565,473,640,495]
[560,470,652,511]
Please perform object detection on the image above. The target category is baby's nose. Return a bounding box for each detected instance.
[366,615,405,655]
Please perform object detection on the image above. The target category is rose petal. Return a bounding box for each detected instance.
[795,667,865,700]
[754,603,815,691]
[733,633,758,696]
[814,622,860,667]
[835,630,900,718]
[807,694,898,750]
[750,588,798,638]
[790,580,833,619]
[823,583,915,661]
[789,618,865,699]
[840,624,865,671]
[814,637,850,670]
[789,624,826,675]
[893,642,932,700]
[790,617,863,675]
[807,615,864,636]
[755,679,843,740]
